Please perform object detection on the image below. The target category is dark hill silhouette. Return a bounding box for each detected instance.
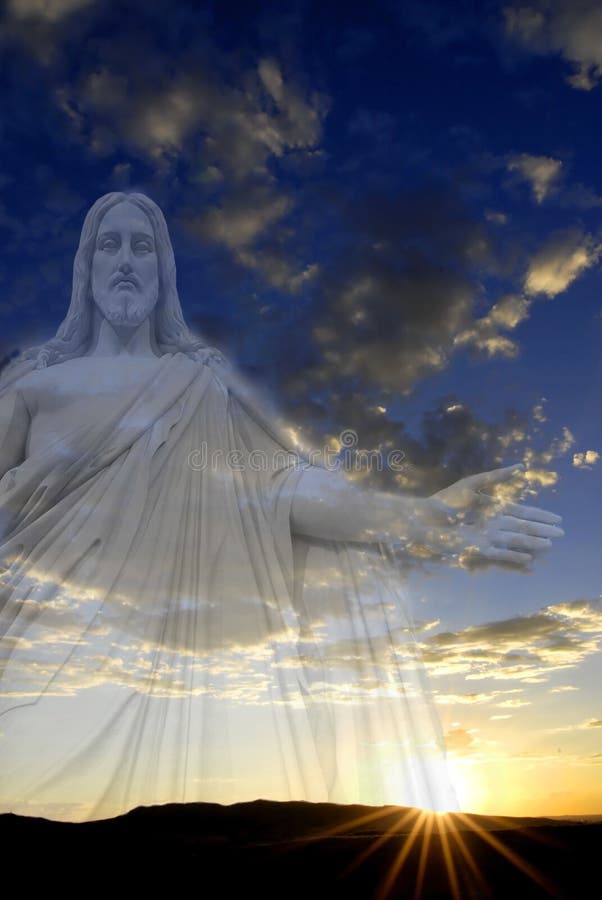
[1,799,599,898]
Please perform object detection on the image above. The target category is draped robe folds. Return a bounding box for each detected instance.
[0,350,460,822]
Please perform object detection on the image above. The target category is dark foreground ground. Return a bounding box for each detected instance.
[1,799,599,898]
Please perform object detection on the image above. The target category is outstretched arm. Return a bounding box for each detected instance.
[290,465,454,544]
[289,462,563,570]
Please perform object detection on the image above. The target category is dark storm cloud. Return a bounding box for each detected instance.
[284,388,534,496]
[289,178,513,395]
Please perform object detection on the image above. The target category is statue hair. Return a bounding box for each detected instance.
[0,191,212,388]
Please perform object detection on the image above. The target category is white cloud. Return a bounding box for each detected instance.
[573,450,600,469]
[505,422,574,500]
[194,188,293,250]
[507,153,563,203]
[3,0,100,64]
[532,400,547,423]
[454,293,531,358]
[434,688,525,705]
[539,425,576,462]
[182,184,322,292]
[504,1,602,90]
[485,210,509,224]
[49,53,327,290]
[127,86,201,158]
[419,597,602,683]
[53,54,326,182]
[524,228,602,297]
[257,57,328,149]
[497,697,531,707]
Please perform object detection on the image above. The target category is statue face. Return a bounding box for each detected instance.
[91,200,160,328]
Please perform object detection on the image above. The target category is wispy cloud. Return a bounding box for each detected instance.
[420,597,602,682]
[524,227,602,297]
[573,449,600,469]
[6,0,95,21]
[504,0,602,90]
[507,152,563,203]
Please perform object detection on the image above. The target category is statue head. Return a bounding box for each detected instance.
[10,191,208,373]
[90,197,161,331]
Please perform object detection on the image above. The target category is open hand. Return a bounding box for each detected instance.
[432,463,564,571]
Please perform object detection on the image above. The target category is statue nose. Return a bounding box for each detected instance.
[118,260,133,273]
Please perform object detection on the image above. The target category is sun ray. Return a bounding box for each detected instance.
[445,816,491,897]
[373,810,431,900]
[436,814,462,900]
[453,811,565,899]
[412,813,434,900]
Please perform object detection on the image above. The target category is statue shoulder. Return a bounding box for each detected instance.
[0,356,39,398]
[194,347,232,370]
[193,346,234,392]
[0,367,38,409]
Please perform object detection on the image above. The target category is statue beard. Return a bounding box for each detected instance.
[105,301,150,327]
[93,289,159,329]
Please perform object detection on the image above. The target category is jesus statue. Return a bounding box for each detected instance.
[0,192,563,823]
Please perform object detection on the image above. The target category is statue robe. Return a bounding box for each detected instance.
[0,350,459,822]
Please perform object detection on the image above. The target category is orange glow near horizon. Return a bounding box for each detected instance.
[444,753,602,818]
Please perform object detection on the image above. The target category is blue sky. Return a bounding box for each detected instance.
[0,0,600,816]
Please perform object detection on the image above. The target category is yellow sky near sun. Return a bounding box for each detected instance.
[447,754,602,817]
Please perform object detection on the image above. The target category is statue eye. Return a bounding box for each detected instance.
[99,238,118,251]
[134,241,153,253]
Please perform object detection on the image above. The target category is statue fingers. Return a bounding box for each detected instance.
[497,515,564,539]
[494,531,552,553]
[500,500,562,526]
